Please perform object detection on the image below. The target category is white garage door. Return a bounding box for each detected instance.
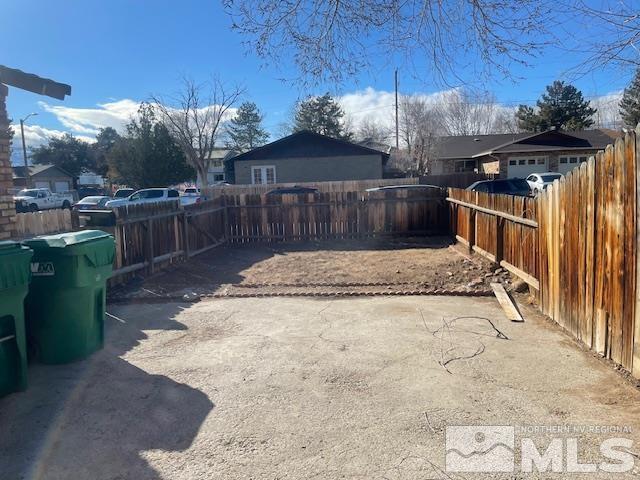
[507,156,548,178]
[558,155,588,175]
[54,181,70,192]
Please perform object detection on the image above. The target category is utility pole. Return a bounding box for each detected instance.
[19,112,38,188]
[20,119,29,188]
[394,68,399,149]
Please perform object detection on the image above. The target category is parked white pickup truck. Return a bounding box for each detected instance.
[14,188,74,212]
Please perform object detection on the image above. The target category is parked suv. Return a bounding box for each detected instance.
[105,188,180,207]
[467,178,532,196]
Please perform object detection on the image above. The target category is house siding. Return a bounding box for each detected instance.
[234,155,383,184]
[435,149,604,179]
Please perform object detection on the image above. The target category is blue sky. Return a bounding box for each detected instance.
[2,0,634,160]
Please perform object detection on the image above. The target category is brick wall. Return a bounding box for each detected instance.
[0,84,16,239]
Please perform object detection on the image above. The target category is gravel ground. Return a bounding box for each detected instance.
[110,237,512,301]
[2,296,640,479]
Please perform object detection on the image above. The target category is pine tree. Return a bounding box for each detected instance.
[620,69,640,129]
[227,102,269,150]
[516,81,596,132]
[108,103,194,188]
[293,93,352,140]
[515,105,544,132]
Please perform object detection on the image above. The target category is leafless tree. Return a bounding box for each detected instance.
[571,0,640,73]
[398,96,442,175]
[435,90,515,135]
[355,118,391,144]
[223,0,553,85]
[151,77,244,186]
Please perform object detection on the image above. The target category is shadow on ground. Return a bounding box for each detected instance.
[0,303,213,480]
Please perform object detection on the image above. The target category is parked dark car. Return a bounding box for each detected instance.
[77,186,106,199]
[467,178,532,196]
[266,186,319,196]
[72,195,111,211]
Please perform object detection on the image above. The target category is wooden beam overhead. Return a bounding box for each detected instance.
[0,65,71,100]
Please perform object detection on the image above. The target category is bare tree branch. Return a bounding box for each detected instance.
[223,0,555,86]
[151,77,244,186]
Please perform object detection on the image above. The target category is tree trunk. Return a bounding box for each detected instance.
[196,165,208,189]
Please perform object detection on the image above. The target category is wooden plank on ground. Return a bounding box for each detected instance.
[491,282,523,322]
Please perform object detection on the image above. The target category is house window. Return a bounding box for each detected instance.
[210,159,223,168]
[251,165,277,185]
[213,173,225,182]
[560,157,568,164]
[454,160,475,173]
[509,160,517,166]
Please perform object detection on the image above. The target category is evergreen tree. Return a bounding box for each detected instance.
[620,69,640,129]
[293,93,352,140]
[515,105,544,132]
[516,81,596,132]
[108,103,194,188]
[227,102,269,150]
[89,127,121,176]
[31,133,92,178]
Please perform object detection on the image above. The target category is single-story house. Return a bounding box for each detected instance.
[12,164,74,192]
[430,129,619,178]
[232,131,389,185]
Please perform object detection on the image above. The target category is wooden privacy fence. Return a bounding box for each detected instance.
[449,127,640,379]
[108,198,226,282]
[106,188,447,282]
[14,209,79,239]
[448,189,539,288]
[224,189,448,243]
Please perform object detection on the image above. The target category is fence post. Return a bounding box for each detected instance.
[467,208,476,253]
[182,212,190,258]
[146,218,154,274]
[495,216,504,264]
[222,196,229,243]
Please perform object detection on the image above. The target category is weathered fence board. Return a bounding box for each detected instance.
[14,209,78,238]
[448,188,538,288]
[223,189,447,243]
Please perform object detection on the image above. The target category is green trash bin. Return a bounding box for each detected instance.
[24,230,115,364]
[0,241,33,397]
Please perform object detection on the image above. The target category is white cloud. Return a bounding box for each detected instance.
[39,99,140,136]
[589,90,623,129]
[8,123,94,165]
[338,87,454,133]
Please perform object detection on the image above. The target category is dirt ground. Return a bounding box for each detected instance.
[112,237,512,300]
[2,295,640,479]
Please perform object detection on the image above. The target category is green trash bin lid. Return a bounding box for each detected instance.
[0,241,32,291]
[0,240,25,255]
[23,230,112,249]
